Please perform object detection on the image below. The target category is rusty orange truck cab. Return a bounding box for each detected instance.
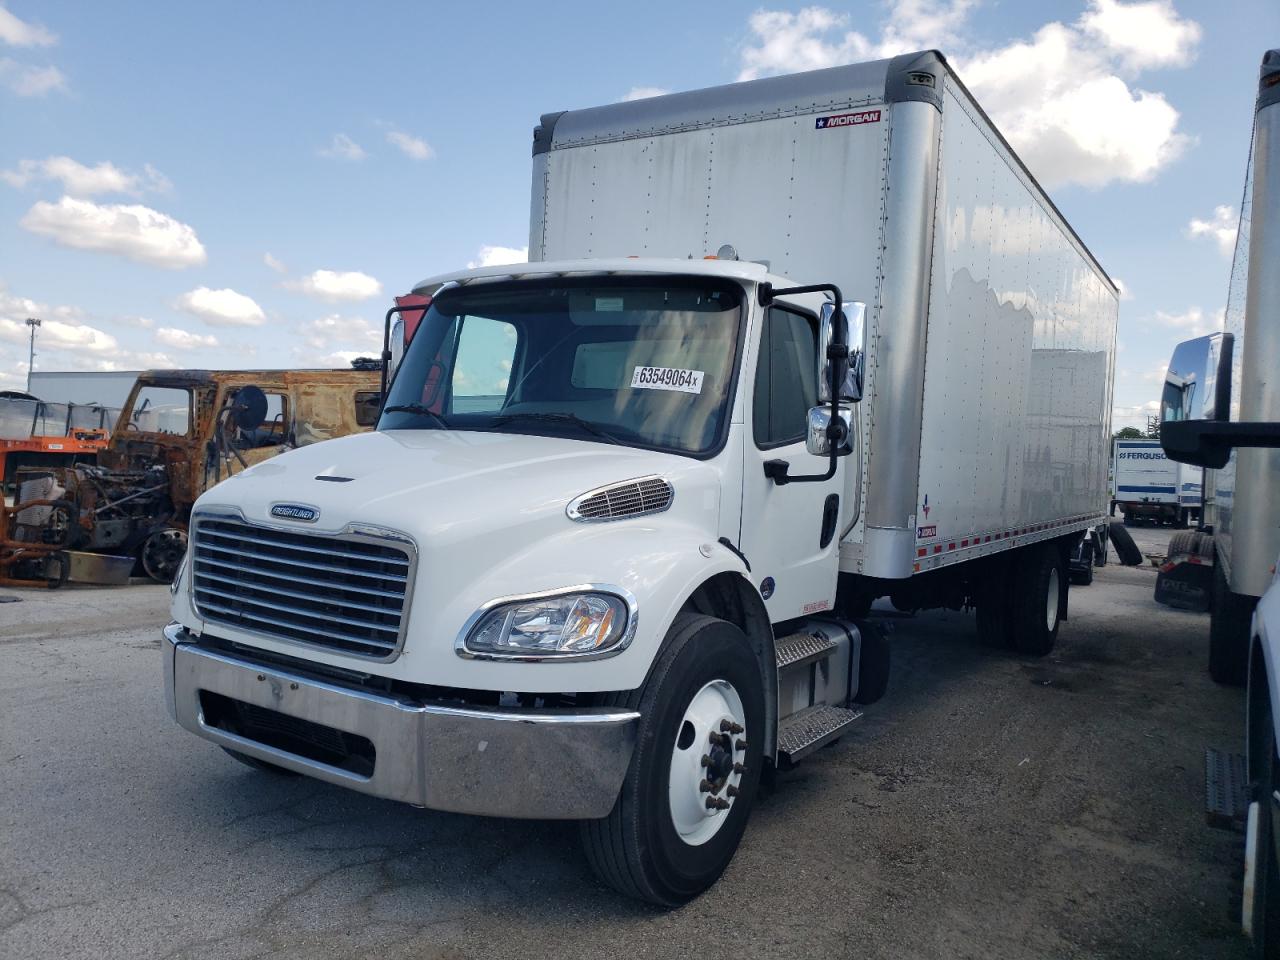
[4,369,380,584]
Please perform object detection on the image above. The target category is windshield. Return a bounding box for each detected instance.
[127,385,192,436]
[380,278,744,456]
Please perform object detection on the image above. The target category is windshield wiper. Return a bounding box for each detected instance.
[489,412,622,445]
[383,403,450,429]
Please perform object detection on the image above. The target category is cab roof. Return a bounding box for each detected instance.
[411,257,788,298]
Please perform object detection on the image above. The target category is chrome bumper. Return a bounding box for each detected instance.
[162,624,638,819]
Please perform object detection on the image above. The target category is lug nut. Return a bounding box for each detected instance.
[699,779,714,793]
[733,762,747,775]
[726,785,739,798]
[705,796,731,811]
[735,739,748,751]
[700,754,712,768]
[720,720,744,735]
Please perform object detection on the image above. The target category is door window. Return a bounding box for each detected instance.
[753,308,818,448]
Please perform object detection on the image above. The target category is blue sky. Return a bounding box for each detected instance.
[0,0,1274,430]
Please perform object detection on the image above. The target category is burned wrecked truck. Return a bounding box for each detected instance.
[8,369,380,583]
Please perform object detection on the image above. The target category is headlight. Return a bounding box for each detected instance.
[458,587,636,660]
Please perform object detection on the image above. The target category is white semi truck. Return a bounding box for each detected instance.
[163,51,1118,904]
[1161,50,1280,953]
[1111,437,1201,527]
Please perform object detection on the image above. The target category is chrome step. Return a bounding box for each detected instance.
[1205,747,1248,831]
[775,632,839,670]
[777,704,862,763]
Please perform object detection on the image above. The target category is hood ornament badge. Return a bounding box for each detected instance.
[270,503,320,523]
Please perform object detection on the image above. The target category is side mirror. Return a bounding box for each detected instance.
[1161,332,1232,425]
[818,301,866,403]
[388,317,407,383]
[805,405,854,457]
[231,385,268,432]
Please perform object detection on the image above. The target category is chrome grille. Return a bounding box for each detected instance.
[567,476,674,522]
[190,514,412,660]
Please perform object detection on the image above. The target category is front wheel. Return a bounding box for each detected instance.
[1010,544,1065,657]
[580,614,765,905]
[1247,698,1280,957]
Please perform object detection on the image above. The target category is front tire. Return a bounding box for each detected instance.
[580,614,765,905]
[1248,698,1280,957]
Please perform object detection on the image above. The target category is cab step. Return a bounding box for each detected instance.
[777,704,862,763]
[1205,747,1249,832]
[775,631,839,670]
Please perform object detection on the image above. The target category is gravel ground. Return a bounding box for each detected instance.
[0,526,1250,959]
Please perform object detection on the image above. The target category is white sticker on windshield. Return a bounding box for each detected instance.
[631,366,704,394]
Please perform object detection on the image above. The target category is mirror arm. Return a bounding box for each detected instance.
[760,282,848,485]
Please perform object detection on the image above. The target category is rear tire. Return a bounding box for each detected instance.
[1008,544,1065,657]
[1209,561,1254,687]
[580,614,765,905]
[1108,520,1143,566]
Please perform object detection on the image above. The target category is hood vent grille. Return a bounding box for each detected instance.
[568,476,673,522]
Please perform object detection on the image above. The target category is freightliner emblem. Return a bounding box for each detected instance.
[270,503,320,522]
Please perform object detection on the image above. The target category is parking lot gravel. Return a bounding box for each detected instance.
[0,526,1250,959]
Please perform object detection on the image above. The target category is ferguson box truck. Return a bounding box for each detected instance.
[1112,437,1201,527]
[163,51,1118,904]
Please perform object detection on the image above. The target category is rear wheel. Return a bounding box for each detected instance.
[1009,545,1065,657]
[580,614,765,905]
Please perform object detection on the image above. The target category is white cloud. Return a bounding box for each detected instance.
[467,244,528,269]
[176,287,267,327]
[1112,398,1160,429]
[1079,0,1200,71]
[319,133,365,161]
[386,130,435,160]
[263,252,287,273]
[0,284,118,358]
[155,326,219,349]
[0,6,56,46]
[1,156,170,196]
[299,313,381,351]
[735,1,1199,188]
[0,58,65,95]
[20,196,206,268]
[1113,277,1133,300]
[286,269,383,302]
[624,86,670,101]
[1145,305,1222,336]
[1187,204,1237,257]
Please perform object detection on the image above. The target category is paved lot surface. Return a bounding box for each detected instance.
[0,527,1250,959]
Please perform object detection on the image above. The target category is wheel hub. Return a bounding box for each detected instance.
[669,680,747,846]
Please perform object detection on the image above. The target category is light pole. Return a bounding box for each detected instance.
[25,316,40,393]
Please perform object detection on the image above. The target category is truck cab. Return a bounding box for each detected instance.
[166,258,872,904]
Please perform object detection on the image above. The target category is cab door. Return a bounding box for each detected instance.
[737,304,846,621]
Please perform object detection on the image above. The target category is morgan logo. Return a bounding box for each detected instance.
[270,503,319,523]
[815,109,881,130]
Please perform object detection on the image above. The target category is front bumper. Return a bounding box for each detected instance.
[162,624,638,819]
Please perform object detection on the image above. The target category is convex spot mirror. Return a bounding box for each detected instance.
[818,300,866,403]
[1162,332,1232,425]
[231,385,268,432]
[805,405,855,457]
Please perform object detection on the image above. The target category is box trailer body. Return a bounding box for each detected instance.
[164,51,1118,905]
[1112,438,1199,526]
[531,51,1118,589]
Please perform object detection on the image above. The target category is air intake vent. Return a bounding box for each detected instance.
[567,476,673,522]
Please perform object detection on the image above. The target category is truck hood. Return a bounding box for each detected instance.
[197,428,722,548]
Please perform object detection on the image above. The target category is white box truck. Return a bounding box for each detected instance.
[163,50,1118,904]
[1160,50,1280,952]
[1112,437,1201,527]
